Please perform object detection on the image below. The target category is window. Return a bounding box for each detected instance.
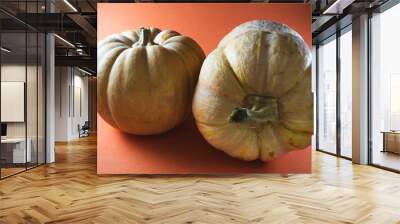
[339,28,352,158]
[316,26,353,159]
[317,36,337,154]
[370,2,400,171]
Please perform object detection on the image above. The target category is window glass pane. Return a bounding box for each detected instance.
[318,37,337,154]
[27,0,39,169]
[371,3,400,171]
[340,29,352,158]
[0,0,46,179]
[1,31,27,177]
[312,46,317,150]
[27,31,38,169]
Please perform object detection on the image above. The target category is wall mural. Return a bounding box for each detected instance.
[97,3,312,174]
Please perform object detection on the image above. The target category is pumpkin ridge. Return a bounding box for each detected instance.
[197,77,244,107]
[244,128,260,160]
[255,31,271,94]
[194,118,228,127]
[106,48,134,130]
[161,40,203,81]
[164,46,194,78]
[281,119,313,133]
[218,29,270,49]
[163,36,206,66]
[254,31,263,93]
[97,46,128,127]
[163,48,195,118]
[266,33,305,96]
[149,27,162,41]
[159,36,205,84]
[99,43,128,55]
[256,129,264,160]
[276,124,311,149]
[262,124,283,160]
[220,52,251,95]
[218,20,304,48]
[116,36,134,46]
[221,32,288,95]
[99,35,130,47]
[279,101,313,114]
[153,30,180,44]
[121,30,140,43]
[278,120,313,135]
[278,65,311,98]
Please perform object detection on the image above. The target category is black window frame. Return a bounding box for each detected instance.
[315,20,353,161]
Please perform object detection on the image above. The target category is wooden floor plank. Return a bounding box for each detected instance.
[0,135,400,224]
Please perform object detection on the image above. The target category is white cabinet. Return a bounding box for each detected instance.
[1,138,32,163]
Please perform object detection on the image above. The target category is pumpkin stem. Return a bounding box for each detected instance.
[229,95,279,123]
[139,27,153,46]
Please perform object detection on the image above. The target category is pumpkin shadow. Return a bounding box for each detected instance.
[118,115,267,172]
[98,114,310,174]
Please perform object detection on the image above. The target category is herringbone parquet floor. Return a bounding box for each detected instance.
[1,135,400,224]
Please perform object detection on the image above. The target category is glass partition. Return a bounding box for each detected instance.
[316,26,353,159]
[1,31,28,177]
[0,1,46,179]
[317,36,337,154]
[370,3,400,171]
[27,31,38,169]
[339,28,352,158]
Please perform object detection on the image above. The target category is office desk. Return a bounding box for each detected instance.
[381,131,400,154]
[1,138,31,164]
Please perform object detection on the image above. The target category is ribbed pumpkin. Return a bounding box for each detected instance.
[192,20,312,161]
[98,27,205,135]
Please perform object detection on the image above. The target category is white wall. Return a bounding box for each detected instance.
[1,65,40,137]
[1,65,26,138]
[55,67,89,141]
[55,67,70,141]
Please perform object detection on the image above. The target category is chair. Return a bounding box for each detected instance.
[79,121,90,138]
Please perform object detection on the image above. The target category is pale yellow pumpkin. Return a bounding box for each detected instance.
[98,27,205,135]
[192,20,312,161]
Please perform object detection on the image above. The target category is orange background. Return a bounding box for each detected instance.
[97,3,312,174]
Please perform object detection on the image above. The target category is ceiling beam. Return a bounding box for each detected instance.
[55,55,96,72]
[66,13,97,47]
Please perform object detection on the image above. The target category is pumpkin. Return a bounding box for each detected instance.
[98,27,205,135]
[192,20,312,161]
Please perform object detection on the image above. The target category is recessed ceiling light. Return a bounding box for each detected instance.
[78,67,94,76]
[322,0,354,15]
[1,47,11,53]
[54,34,75,48]
[63,0,78,12]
